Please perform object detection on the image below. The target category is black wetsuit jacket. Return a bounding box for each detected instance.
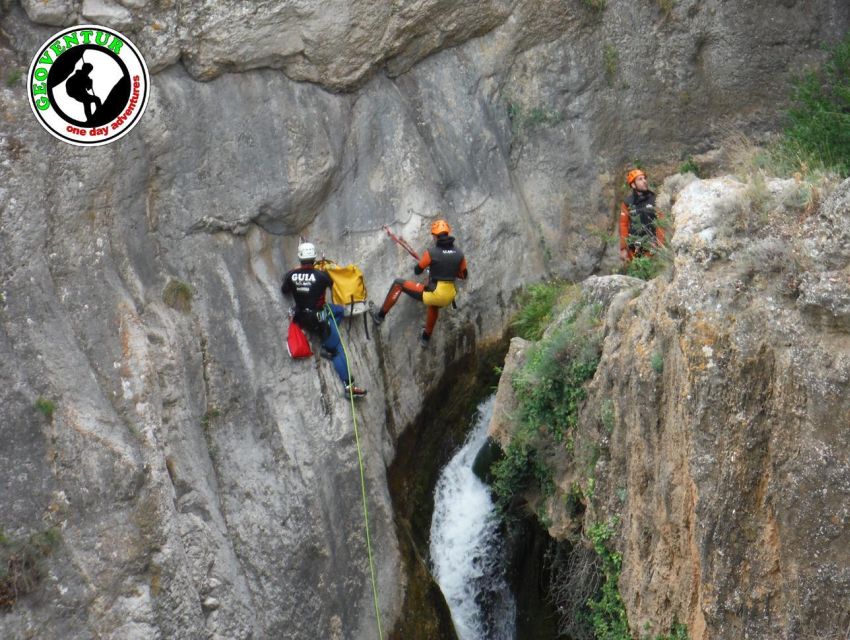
[624,190,659,242]
[282,266,333,331]
[414,235,468,284]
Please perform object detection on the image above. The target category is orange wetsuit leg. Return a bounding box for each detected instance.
[424,306,439,336]
[380,279,425,315]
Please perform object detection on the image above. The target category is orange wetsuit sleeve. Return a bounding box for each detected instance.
[619,202,630,251]
[457,257,468,280]
[414,250,432,275]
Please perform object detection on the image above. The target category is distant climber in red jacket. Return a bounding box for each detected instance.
[620,169,665,262]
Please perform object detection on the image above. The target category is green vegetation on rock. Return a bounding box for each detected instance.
[497,283,696,640]
[494,299,603,517]
[506,99,564,140]
[511,280,574,341]
[678,156,700,176]
[34,397,55,420]
[0,528,61,609]
[587,518,630,640]
[163,279,193,313]
[784,32,850,177]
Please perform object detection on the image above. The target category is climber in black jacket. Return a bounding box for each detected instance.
[282,242,366,397]
[620,169,665,262]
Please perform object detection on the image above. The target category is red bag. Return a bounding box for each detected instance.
[287,321,313,359]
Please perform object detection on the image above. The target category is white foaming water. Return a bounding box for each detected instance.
[430,395,516,640]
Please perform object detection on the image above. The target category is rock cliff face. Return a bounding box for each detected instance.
[1,0,849,638]
[491,176,850,639]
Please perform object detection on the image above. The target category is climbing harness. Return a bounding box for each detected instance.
[325,304,384,639]
[381,225,420,261]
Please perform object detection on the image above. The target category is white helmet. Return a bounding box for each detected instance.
[297,242,316,261]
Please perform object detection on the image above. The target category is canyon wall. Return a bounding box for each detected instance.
[491,175,850,639]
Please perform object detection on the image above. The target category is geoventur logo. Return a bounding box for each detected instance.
[28,25,149,146]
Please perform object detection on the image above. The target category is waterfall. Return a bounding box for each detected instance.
[430,395,516,640]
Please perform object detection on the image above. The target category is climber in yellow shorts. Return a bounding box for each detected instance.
[370,220,468,347]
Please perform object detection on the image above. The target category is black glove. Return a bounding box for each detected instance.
[414,264,424,275]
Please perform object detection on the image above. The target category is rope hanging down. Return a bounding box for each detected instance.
[381,225,420,261]
[325,304,384,639]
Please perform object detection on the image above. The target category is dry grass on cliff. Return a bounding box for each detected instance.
[725,131,838,197]
[709,132,840,250]
[0,528,60,609]
[547,541,603,640]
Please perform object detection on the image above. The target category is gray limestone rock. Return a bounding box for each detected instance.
[798,270,850,332]
[20,0,78,27]
[80,0,133,30]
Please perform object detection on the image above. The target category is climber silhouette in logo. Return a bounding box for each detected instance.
[65,61,102,123]
[43,44,131,128]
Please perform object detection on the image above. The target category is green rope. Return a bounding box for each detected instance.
[325,304,384,640]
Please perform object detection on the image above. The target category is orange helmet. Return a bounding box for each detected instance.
[626,169,646,186]
[430,219,451,236]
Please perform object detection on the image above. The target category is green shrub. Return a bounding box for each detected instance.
[587,518,630,640]
[721,132,836,237]
[493,302,603,517]
[650,352,664,373]
[783,32,850,176]
[678,156,700,176]
[511,280,572,341]
[624,254,666,280]
[550,517,688,640]
[34,398,55,420]
[163,279,193,313]
[565,482,586,519]
[0,528,61,608]
[651,623,690,640]
[506,100,564,139]
[512,304,603,443]
[584,476,596,502]
[622,212,672,281]
[604,44,619,81]
[616,486,628,503]
[506,100,521,128]
[726,131,803,179]
[491,436,551,516]
[600,399,615,434]
[744,171,772,222]
[198,406,222,460]
[201,406,221,431]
